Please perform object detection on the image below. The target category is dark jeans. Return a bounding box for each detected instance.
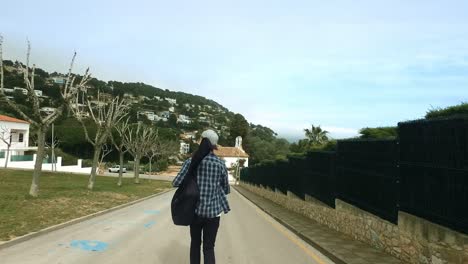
[190,215,220,264]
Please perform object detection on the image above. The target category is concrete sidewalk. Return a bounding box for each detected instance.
[235,186,402,264]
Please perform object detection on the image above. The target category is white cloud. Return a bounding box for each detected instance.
[322,126,360,139]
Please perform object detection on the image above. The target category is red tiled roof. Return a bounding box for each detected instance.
[0,115,29,124]
[214,146,249,158]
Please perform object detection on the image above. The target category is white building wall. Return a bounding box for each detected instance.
[0,121,30,155]
[0,155,92,174]
[222,157,249,169]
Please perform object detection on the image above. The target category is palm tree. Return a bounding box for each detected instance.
[304,125,329,147]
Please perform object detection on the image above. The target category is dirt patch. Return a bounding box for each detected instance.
[98,192,129,200]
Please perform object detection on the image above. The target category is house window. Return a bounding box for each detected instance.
[18,133,24,142]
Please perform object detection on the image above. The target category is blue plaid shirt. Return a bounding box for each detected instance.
[172,152,231,218]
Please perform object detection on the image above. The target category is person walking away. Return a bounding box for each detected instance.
[172,130,230,264]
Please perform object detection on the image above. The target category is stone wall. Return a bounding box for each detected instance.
[241,182,468,264]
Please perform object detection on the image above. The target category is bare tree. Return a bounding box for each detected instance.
[145,136,179,174]
[0,125,12,168]
[145,130,159,174]
[0,36,91,196]
[98,143,112,175]
[123,123,157,183]
[111,118,130,186]
[71,94,128,190]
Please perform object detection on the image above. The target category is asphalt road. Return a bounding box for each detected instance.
[0,189,334,264]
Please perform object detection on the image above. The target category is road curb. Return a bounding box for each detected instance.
[0,188,174,251]
[234,186,347,264]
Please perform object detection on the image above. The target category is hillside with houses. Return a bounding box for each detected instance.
[0,59,269,172]
[1,60,234,136]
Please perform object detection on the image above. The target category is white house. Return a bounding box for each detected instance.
[40,107,57,115]
[2,88,14,94]
[165,98,177,105]
[34,90,43,97]
[160,111,170,119]
[123,93,134,98]
[14,87,28,95]
[0,115,37,156]
[180,141,190,154]
[180,131,197,142]
[169,106,175,112]
[0,115,93,174]
[51,76,66,84]
[214,137,249,183]
[138,111,157,121]
[138,95,149,101]
[177,115,191,124]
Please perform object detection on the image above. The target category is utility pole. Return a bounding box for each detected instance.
[5,133,12,168]
[51,123,56,171]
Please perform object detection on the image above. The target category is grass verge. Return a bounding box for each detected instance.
[0,169,172,241]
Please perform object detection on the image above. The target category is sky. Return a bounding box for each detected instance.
[1,0,468,141]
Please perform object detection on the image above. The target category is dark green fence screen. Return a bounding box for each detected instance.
[399,118,468,234]
[336,139,398,223]
[240,117,467,233]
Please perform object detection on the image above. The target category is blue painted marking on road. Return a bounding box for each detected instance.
[144,210,160,215]
[70,240,109,252]
[144,220,156,228]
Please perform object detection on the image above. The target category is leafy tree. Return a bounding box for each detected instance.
[250,124,277,142]
[245,136,290,165]
[291,125,332,153]
[42,84,62,100]
[304,125,329,147]
[2,60,13,67]
[53,117,96,159]
[88,78,109,92]
[158,127,178,141]
[274,138,291,158]
[13,90,28,105]
[426,102,468,119]
[228,113,249,146]
[3,67,24,87]
[290,139,309,153]
[34,67,49,78]
[168,113,177,126]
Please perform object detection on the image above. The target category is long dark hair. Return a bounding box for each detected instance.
[187,138,214,177]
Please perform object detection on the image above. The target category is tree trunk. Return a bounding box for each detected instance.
[4,145,10,168]
[134,155,140,184]
[88,146,101,190]
[148,157,152,174]
[118,151,124,187]
[29,127,46,197]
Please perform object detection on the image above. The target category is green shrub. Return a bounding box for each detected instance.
[359,127,397,139]
[82,159,93,167]
[155,159,169,172]
[426,102,468,119]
